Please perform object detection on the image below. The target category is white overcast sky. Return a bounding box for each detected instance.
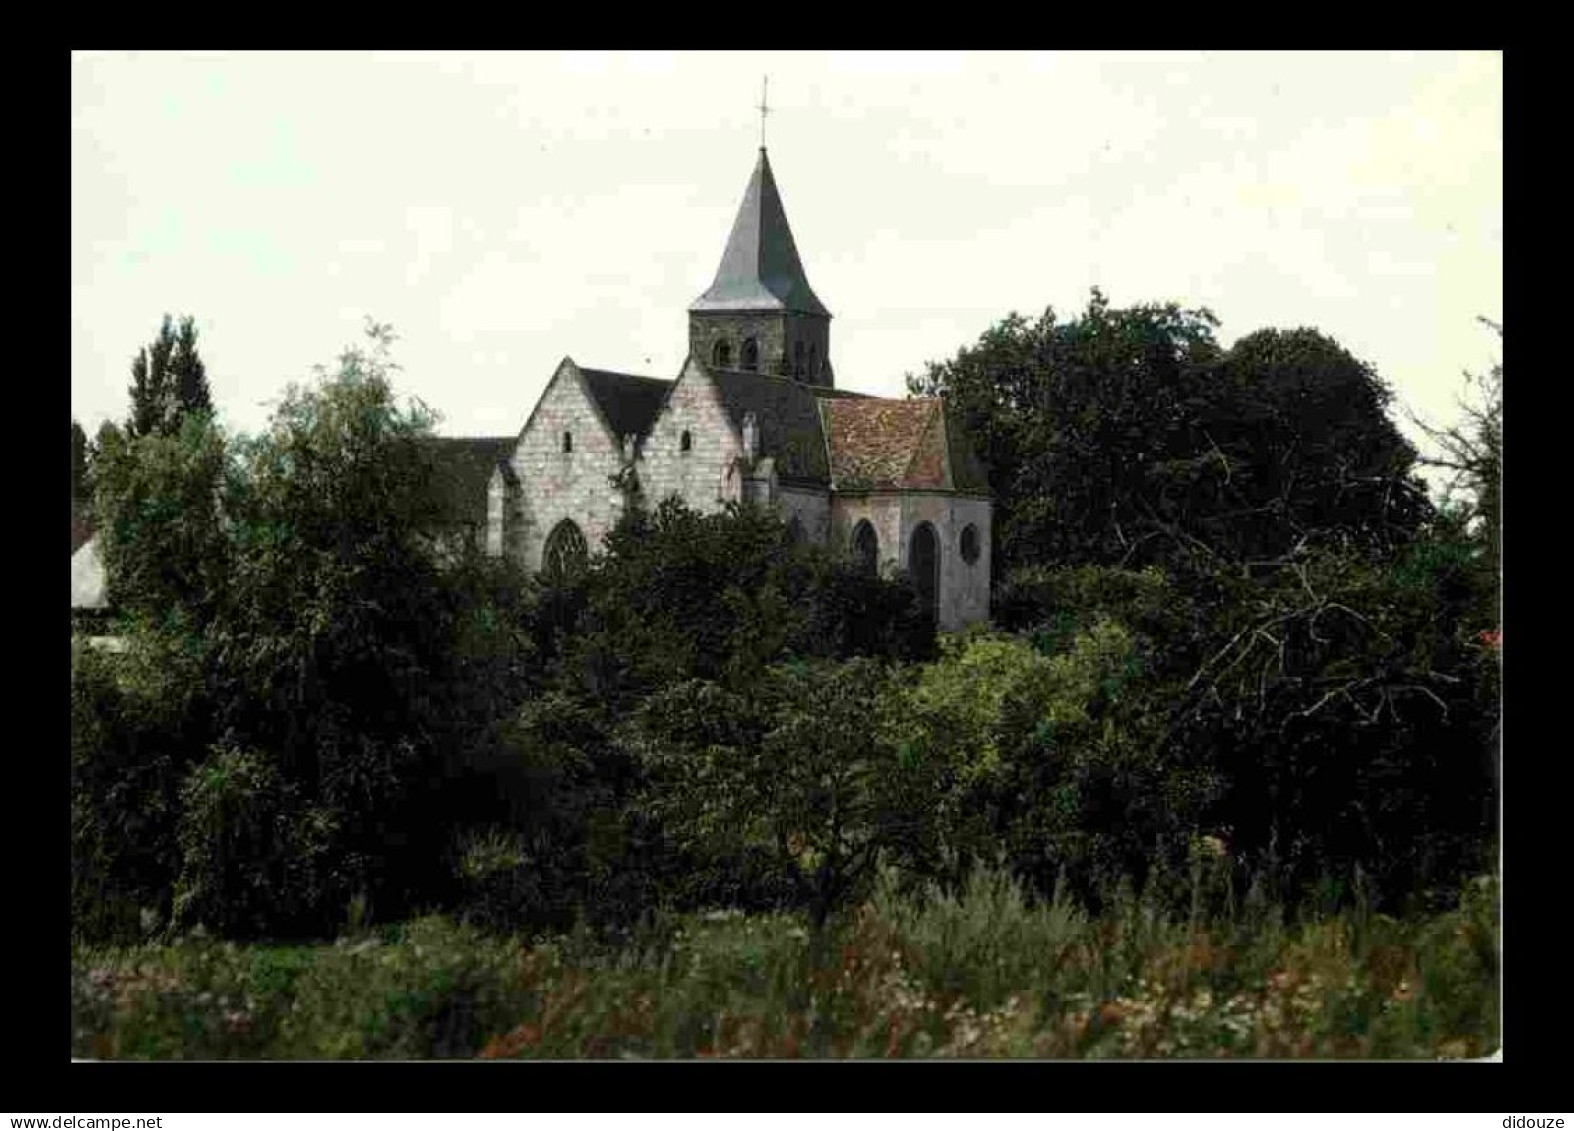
[72,50,1501,456]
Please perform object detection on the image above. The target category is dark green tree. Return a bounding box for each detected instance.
[127,314,213,439]
[71,419,90,506]
[1409,317,1501,629]
[78,321,538,938]
[92,412,233,629]
[910,290,1429,580]
[551,496,935,708]
[627,657,940,928]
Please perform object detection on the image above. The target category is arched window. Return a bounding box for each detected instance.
[852,520,879,577]
[786,515,806,545]
[562,431,573,454]
[542,519,588,579]
[713,339,732,368]
[808,343,818,381]
[741,337,759,372]
[680,429,693,453]
[960,523,981,565]
[909,521,939,619]
[794,340,805,379]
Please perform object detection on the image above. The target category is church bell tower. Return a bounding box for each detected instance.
[688,147,834,388]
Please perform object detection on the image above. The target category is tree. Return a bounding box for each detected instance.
[127,314,213,439]
[908,290,1224,577]
[1206,328,1431,563]
[78,320,538,937]
[551,496,934,708]
[71,419,90,507]
[910,291,1430,581]
[626,658,939,928]
[92,411,233,628]
[1409,317,1501,627]
[72,419,93,552]
[1174,532,1499,908]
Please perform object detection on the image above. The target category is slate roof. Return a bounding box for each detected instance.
[419,436,515,526]
[690,148,830,318]
[579,368,673,440]
[707,367,832,484]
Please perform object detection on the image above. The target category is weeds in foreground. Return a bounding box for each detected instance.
[72,869,1498,1059]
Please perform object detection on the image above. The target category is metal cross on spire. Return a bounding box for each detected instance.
[757,75,770,148]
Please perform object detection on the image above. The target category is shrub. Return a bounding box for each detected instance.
[626,658,942,927]
[171,744,340,939]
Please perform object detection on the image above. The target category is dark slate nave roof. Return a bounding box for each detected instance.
[578,368,674,441]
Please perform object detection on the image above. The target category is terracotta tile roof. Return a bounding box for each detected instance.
[820,397,992,493]
[822,397,943,490]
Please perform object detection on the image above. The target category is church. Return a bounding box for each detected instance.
[428,145,993,631]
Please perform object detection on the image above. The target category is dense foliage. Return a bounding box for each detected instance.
[77,326,533,939]
[126,314,213,440]
[72,419,91,508]
[73,299,1499,1038]
[909,290,1429,578]
[1410,317,1502,633]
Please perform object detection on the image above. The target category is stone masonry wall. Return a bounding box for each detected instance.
[689,312,832,384]
[509,362,630,569]
[639,358,745,513]
[899,492,991,631]
[778,485,831,543]
[829,494,905,578]
[830,491,992,631]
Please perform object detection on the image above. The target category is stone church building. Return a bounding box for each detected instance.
[430,147,993,630]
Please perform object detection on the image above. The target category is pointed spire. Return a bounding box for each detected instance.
[690,148,830,318]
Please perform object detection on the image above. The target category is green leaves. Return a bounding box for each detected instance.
[625,658,933,927]
[913,293,1427,579]
[78,322,537,939]
[126,314,212,440]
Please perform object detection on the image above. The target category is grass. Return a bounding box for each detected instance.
[71,868,1498,1059]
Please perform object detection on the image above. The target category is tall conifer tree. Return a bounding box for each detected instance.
[127,315,212,438]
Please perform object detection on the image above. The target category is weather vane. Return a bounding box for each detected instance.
[758,75,770,148]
